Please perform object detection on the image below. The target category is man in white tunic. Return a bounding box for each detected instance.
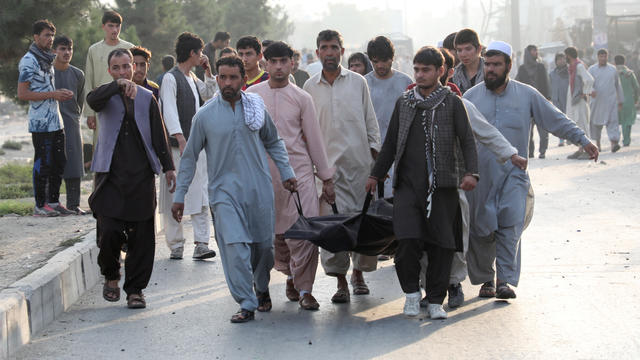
[303,30,381,303]
[172,56,296,323]
[564,47,595,160]
[464,41,599,299]
[588,49,625,153]
[159,32,217,260]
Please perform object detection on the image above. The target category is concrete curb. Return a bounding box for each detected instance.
[0,232,99,359]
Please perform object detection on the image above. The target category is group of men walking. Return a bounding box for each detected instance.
[20,12,621,322]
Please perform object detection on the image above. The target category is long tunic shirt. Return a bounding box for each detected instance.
[54,65,85,179]
[247,82,334,234]
[87,81,174,221]
[589,63,625,126]
[303,66,381,214]
[83,39,135,118]
[617,65,639,126]
[174,95,295,244]
[464,80,590,236]
[566,62,594,135]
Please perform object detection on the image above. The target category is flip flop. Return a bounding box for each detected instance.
[103,283,120,302]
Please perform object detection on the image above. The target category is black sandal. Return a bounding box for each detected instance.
[103,282,120,302]
[230,309,255,323]
[256,290,272,312]
[127,293,146,309]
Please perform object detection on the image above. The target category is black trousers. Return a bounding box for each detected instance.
[64,177,81,208]
[395,238,454,304]
[529,122,549,156]
[32,130,66,207]
[97,215,155,296]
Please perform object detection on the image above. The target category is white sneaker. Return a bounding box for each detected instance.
[427,303,447,319]
[170,247,184,260]
[403,292,421,317]
[192,243,216,260]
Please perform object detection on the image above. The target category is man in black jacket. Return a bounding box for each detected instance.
[516,45,551,158]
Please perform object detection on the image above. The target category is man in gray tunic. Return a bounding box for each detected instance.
[172,56,296,323]
[464,41,599,299]
[588,49,625,153]
[53,35,86,214]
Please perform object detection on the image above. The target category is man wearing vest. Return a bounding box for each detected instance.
[159,32,218,260]
[87,48,175,309]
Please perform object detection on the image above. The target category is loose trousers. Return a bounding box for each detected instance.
[274,235,319,292]
[32,130,66,207]
[529,122,549,156]
[97,215,155,296]
[320,249,377,276]
[162,207,211,249]
[64,177,81,209]
[396,238,454,305]
[467,224,523,287]
[590,120,621,143]
[217,236,274,312]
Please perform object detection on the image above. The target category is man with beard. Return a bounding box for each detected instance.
[53,35,87,215]
[18,20,75,217]
[172,56,296,323]
[130,46,159,99]
[159,32,217,260]
[564,46,595,160]
[365,36,413,199]
[588,49,625,153]
[366,46,478,319]
[464,41,599,299]
[87,48,175,309]
[83,11,135,141]
[549,53,570,146]
[303,29,381,303]
[516,45,551,159]
[247,41,335,310]
[452,28,484,95]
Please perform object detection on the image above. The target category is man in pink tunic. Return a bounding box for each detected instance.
[248,41,335,310]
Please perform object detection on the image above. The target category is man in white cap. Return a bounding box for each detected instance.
[463,41,599,299]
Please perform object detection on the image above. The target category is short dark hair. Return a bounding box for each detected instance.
[214,31,231,42]
[216,55,246,78]
[107,48,133,67]
[454,28,480,49]
[316,30,343,48]
[161,55,175,71]
[554,52,566,63]
[102,10,122,25]
[263,41,293,60]
[293,50,302,59]
[526,44,537,53]
[564,46,578,59]
[130,46,152,62]
[440,47,454,71]
[597,48,608,56]
[236,36,262,55]
[443,32,457,51]
[614,54,625,65]
[262,40,274,49]
[485,49,512,67]
[53,35,72,49]
[33,19,55,35]
[175,32,204,63]
[220,47,237,57]
[413,46,444,68]
[367,36,395,62]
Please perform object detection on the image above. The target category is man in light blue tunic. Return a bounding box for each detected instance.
[172,56,296,323]
[464,41,599,299]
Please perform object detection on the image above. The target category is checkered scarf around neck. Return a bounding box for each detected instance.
[241,91,265,131]
[28,43,55,73]
[403,84,449,218]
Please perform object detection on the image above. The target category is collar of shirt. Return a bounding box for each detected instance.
[317,65,349,84]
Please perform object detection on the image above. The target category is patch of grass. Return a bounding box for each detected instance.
[0,200,33,216]
[0,149,5,155]
[59,236,84,248]
[0,163,33,199]
[2,140,22,150]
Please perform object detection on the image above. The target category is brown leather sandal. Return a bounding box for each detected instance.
[286,279,300,301]
[127,293,146,309]
[103,283,120,302]
[299,293,320,310]
[230,309,255,323]
[256,290,272,312]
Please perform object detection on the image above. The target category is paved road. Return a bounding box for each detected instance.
[14,136,640,359]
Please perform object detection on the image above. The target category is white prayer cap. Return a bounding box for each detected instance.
[437,40,444,48]
[486,41,513,57]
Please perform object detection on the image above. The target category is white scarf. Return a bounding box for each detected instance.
[241,92,265,131]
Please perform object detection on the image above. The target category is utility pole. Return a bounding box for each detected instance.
[592,0,607,50]
[511,0,520,54]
